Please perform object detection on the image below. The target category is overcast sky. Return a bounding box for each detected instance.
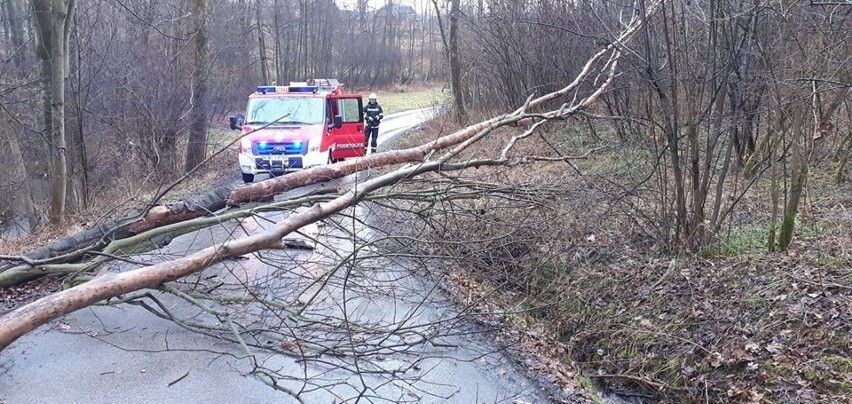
[336,0,425,12]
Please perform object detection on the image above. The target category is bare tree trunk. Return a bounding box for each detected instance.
[66,111,87,210]
[66,12,88,211]
[639,0,687,245]
[767,122,781,252]
[273,0,282,83]
[778,107,808,252]
[185,0,209,173]
[448,0,465,122]
[4,0,26,68]
[34,0,76,225]
[237,0,254,84]
[834,104,852,183]
[300,0,308,77]
[256,0,270,83]
[0,113,36,235]
[357,0,367,30]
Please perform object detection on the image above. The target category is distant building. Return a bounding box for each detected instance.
[375,3,417,20]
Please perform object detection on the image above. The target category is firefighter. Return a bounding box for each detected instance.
[363,93,384,154]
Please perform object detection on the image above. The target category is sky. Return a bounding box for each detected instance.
[335,0,425,12]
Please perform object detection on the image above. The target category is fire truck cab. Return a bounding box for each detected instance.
[229,79,366,183]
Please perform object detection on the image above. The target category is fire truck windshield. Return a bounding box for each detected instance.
[245,96,325,125]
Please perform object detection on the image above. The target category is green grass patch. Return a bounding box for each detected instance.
[821,355,852,373]
[702,225,771,257]
[765,362,794,378]
[701,219,838,258]
[817,255,848,267]
[579,373,606,404]
[362,86,448,115]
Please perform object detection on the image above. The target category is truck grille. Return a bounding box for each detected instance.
[255,156,303,171]
[254,142,304,155]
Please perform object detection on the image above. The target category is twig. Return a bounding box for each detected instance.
[167,371,190,387]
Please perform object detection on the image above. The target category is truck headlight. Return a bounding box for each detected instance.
[308,135,322,153]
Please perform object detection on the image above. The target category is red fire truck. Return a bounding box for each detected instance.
[229,79,366,183]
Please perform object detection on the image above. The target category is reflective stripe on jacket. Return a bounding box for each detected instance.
[364,102,384,127]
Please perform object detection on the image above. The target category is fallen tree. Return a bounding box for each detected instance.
[0,2,658,354]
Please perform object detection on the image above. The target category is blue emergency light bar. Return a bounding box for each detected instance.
[257,85,277,94]
[256,85,320,94]
[288,86,317,93]
[257,79,342,95]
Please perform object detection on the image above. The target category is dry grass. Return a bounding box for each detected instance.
[376,113,852,402]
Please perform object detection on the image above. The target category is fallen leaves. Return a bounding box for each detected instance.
[1,277,60,311]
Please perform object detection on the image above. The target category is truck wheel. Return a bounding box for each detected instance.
[242,173,254,183]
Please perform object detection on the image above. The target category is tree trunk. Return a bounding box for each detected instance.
[185,0,209,173]
[256,0,269,83]
[34,0,76,225]
[0,113,36,236]
[767,130,781,252]
[357,0,367,30]
[448,0,465,122]
[272,0,282,83]
[778,107,808,252]
[66,114,87,210]
[4,0,26,68]
[834,129,852,184]
[300,0,308,77]
[639,0,687,246]
[67,13,88,211]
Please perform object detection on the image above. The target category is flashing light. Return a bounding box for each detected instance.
[257,79,342,95]
[246,140,302,153]
[288,86,318,93]
[257,85,277,94]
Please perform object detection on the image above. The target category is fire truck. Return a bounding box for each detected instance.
[228,79,366,183]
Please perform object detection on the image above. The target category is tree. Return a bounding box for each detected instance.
[256,0,270,84]
[0,113,36,235]
[447,0,465,121]
[184,0,209,173]
[33,0,76,225]
[3,0,26,69]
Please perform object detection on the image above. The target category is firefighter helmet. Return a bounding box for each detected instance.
[369,93,378,101]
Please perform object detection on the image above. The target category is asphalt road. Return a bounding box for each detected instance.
[0,108,571,403]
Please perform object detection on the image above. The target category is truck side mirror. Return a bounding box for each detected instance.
[333,115,343,129]
[229,114,245,130]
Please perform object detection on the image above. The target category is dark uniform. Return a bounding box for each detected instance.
[363,99,384,154]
